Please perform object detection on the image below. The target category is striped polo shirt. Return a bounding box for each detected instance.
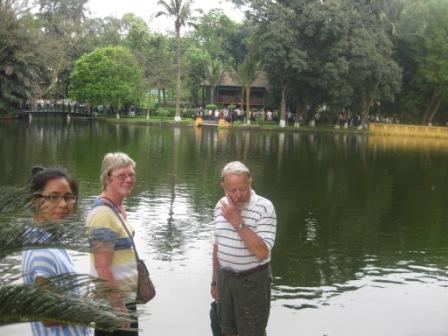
[86,204,137,301]
[22,236,90,336]
[214,190,277,272]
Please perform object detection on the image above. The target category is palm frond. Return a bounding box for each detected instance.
[0,189,141,331]
[0,214,90,259]
[0,257,22,285]
[0,273,143,330]
[0,283,134,330]
[155,0,194,26]
[0,186,30,213]
[156,0,173,17]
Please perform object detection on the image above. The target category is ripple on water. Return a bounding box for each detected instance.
[272,256,448,311]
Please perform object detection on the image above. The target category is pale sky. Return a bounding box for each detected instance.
[87,0,245,34]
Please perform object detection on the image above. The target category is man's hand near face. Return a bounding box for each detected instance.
[220,195,243,229]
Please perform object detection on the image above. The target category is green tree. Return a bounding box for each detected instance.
[33,0,91,99]
[192,9,245,65]
[245,0,401,126]
[254,1,307,127]
[183,45,208,106]
[414,0,448,124]
[233,53,262,123]
[204,58,225,105]
[380,0,448,124]
[156,0,194,121]
[122,17,175,115]
[93,16,126,47]
[0,4,47,114]
[69,46,144,113]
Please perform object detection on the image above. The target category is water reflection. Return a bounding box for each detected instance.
[127,185,213,262]
[273,255,448,310]
[369,134,448,152]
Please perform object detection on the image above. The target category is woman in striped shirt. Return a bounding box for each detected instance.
[22,166,89,336]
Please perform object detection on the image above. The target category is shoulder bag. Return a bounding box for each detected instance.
[94,198,156,303]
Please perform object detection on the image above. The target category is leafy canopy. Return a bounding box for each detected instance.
[70,46,144,108]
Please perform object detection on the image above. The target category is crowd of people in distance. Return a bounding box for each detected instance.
[194,106,404,129]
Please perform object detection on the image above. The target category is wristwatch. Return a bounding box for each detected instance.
[236,221,247,232]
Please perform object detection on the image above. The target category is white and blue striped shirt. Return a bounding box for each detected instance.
[22,242,90,336]
[214,190,277,272]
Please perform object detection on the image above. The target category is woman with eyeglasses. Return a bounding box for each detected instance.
[86,152,139,336]
[21,166,89,336]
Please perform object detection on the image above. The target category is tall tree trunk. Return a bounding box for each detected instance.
[210,86,215,104]
[279,84,287,128]
[192,85,198,106]
[358,89,369,127]
[245,84,251,124]
[175,25,181,121]
[367,83,379,114]
[427,92,445,125]
[422,88,442,125]
[240,87,245,111]
[146,82,153,120]
[157,88,162,106]
[163,88,167,106]
[294,104,301,127]
[202,85,205,107]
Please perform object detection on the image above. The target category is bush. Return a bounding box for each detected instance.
[206,104,217,111]
[156,108,171,118]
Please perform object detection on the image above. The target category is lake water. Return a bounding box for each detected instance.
[1,119,448,336]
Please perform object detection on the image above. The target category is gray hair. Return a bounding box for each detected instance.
[100,152,136,190]
[220,161,252,181]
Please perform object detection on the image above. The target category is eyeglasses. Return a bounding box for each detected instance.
[109,173,136,181]
[37,194,77,204]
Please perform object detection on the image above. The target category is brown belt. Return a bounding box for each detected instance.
[222,263,269,277]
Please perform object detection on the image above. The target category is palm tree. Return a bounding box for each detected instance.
[233,55,263,125]
[204,59,225,105]
[0,190,134,330]
[156,0,194,121]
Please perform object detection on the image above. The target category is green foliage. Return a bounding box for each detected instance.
[206,104,217,110]
[233,52,263,113]
[32,0,92,99]
[204,58,226,104]
[183,45,208,105]
[93,16,125,47]
[192,9,248,65]
[69,46,145,109]
[253,0,401,122]
[4,0,448,124]
[156,107,171,117]
[0,6,46,113]
[140,34,175,96]
[254,1,307,123]
[392,0,448,123]
[414,0,448,123]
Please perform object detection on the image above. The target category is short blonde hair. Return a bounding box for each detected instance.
[100,152,136,190]
[220,161,252,181]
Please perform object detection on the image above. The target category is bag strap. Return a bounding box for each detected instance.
[92,197,140,262]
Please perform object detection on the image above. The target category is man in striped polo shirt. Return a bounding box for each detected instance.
[211,161,277,336]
